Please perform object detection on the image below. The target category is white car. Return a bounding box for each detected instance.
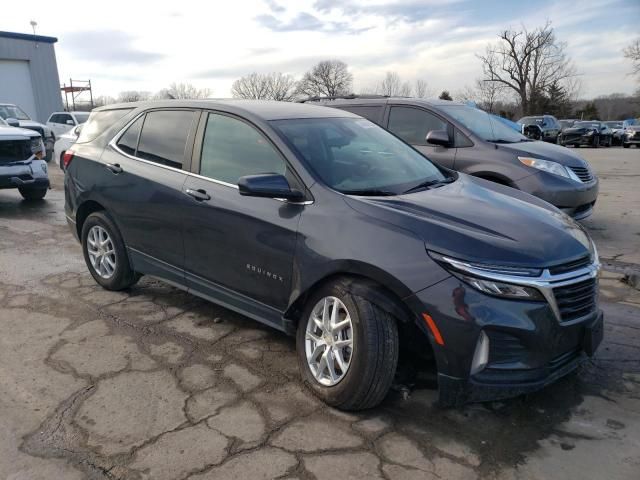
[46,111,91,136]
[54,124,82,170]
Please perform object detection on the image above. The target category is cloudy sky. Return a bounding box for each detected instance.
[3,0,639,99]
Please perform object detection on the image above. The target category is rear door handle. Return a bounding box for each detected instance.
[105,163,123,174]
[185,188,211,202]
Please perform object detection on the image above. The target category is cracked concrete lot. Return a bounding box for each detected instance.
[1,148,639,480]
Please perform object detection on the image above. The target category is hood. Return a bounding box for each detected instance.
[496,140,589,167]
[345,175,592,268]
[18,120,51,136]
[0,125,40,139]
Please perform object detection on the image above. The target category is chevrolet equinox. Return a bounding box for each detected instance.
[65,100,603,410]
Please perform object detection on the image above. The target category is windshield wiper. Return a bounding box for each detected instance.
[489,139,517,144]
[402,177,455,194]
[341,189,396,197]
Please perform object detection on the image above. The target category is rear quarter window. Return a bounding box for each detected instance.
[337,106,383,125]
[76,109,133,143]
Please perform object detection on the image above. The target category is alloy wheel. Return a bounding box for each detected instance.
[87,225,117,279]
[305,296,354,386]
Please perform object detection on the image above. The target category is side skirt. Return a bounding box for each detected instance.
[128,247,287,333]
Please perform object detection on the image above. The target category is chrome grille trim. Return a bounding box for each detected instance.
[568,165,593,183]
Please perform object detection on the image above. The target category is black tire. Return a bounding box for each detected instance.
[593,136,599,148]
[18,187,47,200]
[296,278,399,410]
[59,152,65,171]
[623,143,630,148]
[81,211,140,290]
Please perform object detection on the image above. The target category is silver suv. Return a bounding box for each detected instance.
[306,96,599,220]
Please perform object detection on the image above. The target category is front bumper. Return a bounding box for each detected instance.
[405,275,603,406]
[0,160,50,189]
[515,171,598,220]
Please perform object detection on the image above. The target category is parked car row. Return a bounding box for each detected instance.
[63,99,603,410]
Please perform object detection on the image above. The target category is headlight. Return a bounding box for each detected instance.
[428,252,544,300]
[518,157,571,179]
[454,273,544,300]
[30,138,45,159]
[585,130,594,136]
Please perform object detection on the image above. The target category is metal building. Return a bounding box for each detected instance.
[0,31,64,123]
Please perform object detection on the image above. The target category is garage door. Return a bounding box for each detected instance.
[0,59,37,120]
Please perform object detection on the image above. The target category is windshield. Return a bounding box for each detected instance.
[271,117,448,195]
[605,122,622,128]
[73,112,91,124]
[441,105,527,143]
[0,104,31,121]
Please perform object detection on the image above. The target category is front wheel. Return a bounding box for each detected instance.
[81,211,140,290]
[296,280,399,410]
[623,143,630,148]
[19,187,47,200]
[593,136,600,148]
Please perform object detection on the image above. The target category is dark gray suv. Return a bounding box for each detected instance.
[309,97,598,220]
[65,100,603,409]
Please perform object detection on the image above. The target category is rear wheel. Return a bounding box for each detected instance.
[296,279,399,410]
[81,211,140,290]
[18,187,47,200]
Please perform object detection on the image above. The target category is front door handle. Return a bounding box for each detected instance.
[105,163,123,174]
[185,188,211,202]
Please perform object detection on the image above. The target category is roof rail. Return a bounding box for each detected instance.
[298,94,390,103]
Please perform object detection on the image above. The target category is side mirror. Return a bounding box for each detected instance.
[74,125,83,136]
[66,119,75,125]
[238,173,304,201]
[6,117,19,127]
[425,129,450,147]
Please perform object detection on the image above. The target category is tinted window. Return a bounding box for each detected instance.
[272,117,446,195]
[388,107,447,145]
[200,113,286,185]
[137,110,195,168]
[338,106,382,125]
[76,109,133,143]
[116,116,144,156]
[58,113,73,124]
[441,105,527,143]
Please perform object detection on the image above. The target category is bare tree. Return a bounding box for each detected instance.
[413,79,432,98]
[117,91,150,103]
[296,60,353,98]
[376,71,411,96]
[478,22,576,115]
[232,72,296,101]
[93,95,116,107]
[624,38,640,77]
[156,82,211,100]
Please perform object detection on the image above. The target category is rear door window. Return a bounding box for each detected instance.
[338,106,383,125]
[388,106,448,145]
[136,110,196,169]
[199,113,286,185]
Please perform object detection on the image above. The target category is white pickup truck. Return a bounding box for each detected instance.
[0,117,49,200]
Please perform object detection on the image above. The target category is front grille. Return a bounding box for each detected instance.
[0,139,32,164]
[568,165,593,183]
[549,255,592,275]
[553,278,598,322]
